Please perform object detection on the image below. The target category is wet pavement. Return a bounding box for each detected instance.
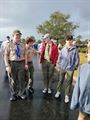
[0,53,78,120]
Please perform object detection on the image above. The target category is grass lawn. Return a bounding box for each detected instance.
[73,53,87,79]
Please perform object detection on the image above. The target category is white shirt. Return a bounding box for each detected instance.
[1,40,10,55]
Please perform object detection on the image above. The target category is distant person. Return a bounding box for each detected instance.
[1,36,10,57]
[37,40,43,54]
[87,40,90,48]
[40,33,59,94]
[33,42,38,50]
[1,36,10,80]
[70,44,90,120]
[55,35,79,103]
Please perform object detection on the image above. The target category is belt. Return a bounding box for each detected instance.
[10,60,24,63]
[44,59,53,63]
[28,61,33,63]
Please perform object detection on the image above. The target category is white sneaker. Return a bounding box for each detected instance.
[42,88,47,93]
[48,88,52,94]
[65,95,69,103]
[55,91,60,98]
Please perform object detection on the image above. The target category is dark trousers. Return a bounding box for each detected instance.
[9,61,26,97]
[25,61,34,88]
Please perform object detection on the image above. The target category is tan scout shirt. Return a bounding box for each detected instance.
[4,41,25,63]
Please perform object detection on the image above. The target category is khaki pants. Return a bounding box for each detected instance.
[42,59,55,89]
[57,68,74,96]
[78,112,90,120]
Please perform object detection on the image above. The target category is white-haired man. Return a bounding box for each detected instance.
[40,33,59,94]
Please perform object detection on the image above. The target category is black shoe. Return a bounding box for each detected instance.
[28,87,34,94]
[23,90,27,95]
[10,95,17,101]
[17,94,27,100]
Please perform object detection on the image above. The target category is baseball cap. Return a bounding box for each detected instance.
[43,33,50,39]
[12,30,22,35]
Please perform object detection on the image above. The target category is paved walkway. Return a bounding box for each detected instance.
[0,53,78,120]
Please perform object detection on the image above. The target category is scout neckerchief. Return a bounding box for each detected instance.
[15,44,20,58]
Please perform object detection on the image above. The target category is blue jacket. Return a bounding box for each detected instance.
[70,63,90,114]
[57,46,79,71]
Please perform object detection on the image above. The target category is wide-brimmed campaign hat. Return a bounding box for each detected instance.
[12,30,22,35]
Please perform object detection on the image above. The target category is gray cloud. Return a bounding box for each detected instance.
[77,0,90,21]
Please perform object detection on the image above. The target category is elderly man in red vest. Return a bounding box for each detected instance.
[40,33,59,94]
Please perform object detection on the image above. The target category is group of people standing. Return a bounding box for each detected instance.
[40,34,79,103]
[1,30,90,120]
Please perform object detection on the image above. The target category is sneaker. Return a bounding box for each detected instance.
[20,95,27,100]
[48,88,52,94]
[65,95,69,103]
[55,91,60,98]
[42,88,47,93]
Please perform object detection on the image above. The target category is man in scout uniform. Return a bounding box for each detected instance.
[40,33,59,94]
[4,30,26,101]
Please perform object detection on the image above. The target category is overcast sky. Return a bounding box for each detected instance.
[0,0,90,41]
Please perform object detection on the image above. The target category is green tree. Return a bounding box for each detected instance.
[76,35,83,46]
[76,35,82,40]
[37,11,79,44]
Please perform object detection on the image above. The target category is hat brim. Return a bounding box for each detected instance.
[13,33,22,35]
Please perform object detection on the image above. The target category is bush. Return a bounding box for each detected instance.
[78,47,87,53]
